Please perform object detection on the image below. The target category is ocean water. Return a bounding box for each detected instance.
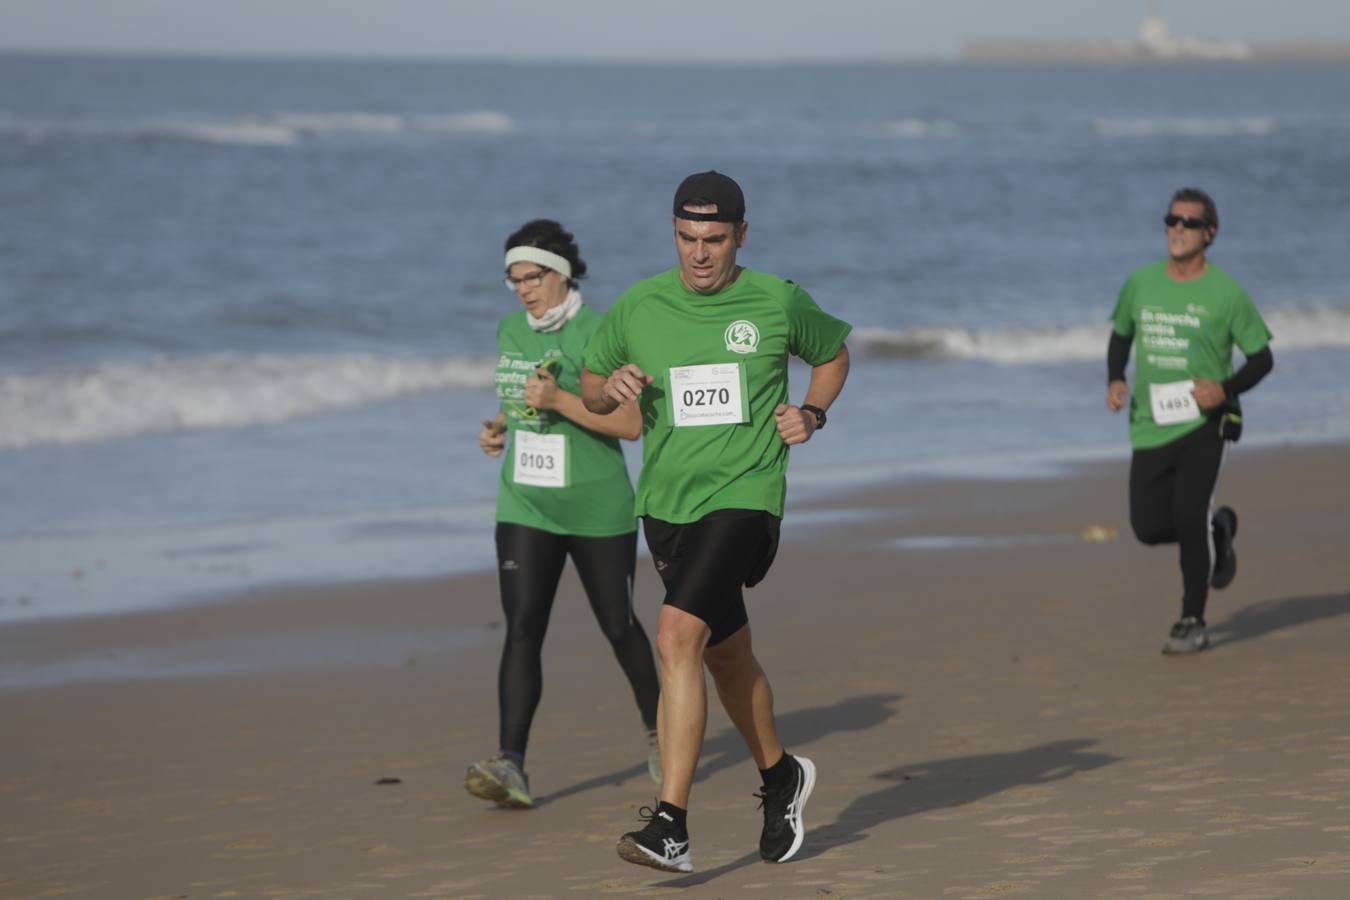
[3,54,1349,623]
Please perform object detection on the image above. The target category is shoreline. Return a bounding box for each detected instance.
[7,430,1350,631]
[3,438,1346,691]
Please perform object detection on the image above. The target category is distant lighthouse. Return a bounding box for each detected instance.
[960,0,1264,63]
[1139,2,1174,55]
[1136,1,1249,60]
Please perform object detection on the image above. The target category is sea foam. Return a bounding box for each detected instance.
[878,118,961,138]
[1094,116,1277,138]
[852,301,1350,363]
[0,110,517,148]
[0,352,494,449]
[5,304,1346,448]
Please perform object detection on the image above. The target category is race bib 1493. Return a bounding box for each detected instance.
[1149,379,1202,426]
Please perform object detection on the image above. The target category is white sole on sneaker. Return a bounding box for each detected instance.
[616,835,693,873]
[773,755,816,863]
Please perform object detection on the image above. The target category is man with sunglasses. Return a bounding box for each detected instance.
[1106,187,1273,654]
[581,171,851,872]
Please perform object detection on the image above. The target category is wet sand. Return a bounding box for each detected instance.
[4,442,1350,899]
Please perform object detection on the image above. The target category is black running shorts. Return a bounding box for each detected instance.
[642,508,781,646]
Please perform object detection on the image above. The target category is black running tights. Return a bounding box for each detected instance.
[1128,424,1225,620]
[494,522,660,758]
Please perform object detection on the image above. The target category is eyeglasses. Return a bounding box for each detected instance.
[1164,214,1209,230]
[504,268,553,290]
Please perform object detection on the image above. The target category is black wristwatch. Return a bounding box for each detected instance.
[800,403,827,430]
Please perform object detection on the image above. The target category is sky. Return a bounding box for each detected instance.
[2,0,1349,62]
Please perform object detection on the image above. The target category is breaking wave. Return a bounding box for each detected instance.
[1,110,517,147]
[877,118,961,138]
[853,301,1350,363]
[1094,116,1277,138]
[0,352,495,449]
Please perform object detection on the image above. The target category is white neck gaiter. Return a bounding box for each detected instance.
[527,287,583,333]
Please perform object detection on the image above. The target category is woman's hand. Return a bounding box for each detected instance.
[524,369,560,412]
[479,418,507,457]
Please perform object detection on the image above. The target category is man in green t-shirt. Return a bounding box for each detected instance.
[1106,187,1273,655]
[581,171,851,873]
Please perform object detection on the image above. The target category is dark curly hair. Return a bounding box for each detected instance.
[504,219,587,284]
[1169,187,1219,245]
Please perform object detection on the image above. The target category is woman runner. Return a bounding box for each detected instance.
[466,219,660,808]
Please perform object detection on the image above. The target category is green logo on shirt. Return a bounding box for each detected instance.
[724,320,760,354]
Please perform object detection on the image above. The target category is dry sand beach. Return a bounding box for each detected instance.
[4,442,1350,899]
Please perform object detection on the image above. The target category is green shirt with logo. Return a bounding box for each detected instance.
[1110,260,1272,450]
[583,267,852,523]
[493,305,636,536]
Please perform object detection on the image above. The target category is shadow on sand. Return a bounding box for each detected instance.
[658,737,1119,887]
[1210,591,1350,648]
[534,692,903,807]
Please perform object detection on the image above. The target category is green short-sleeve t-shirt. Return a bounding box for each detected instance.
[583,267,852,523]
[493,305,636,536]
[1110,260,1272,450]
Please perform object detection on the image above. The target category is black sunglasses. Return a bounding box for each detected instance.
[1164,214,1210,230]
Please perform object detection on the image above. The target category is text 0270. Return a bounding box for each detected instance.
[682,387,731,407]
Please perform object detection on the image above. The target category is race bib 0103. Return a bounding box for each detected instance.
[1149,379,1201,426]
[512,431,567,488]
[668,363,749,427]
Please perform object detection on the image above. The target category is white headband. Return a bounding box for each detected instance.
[504,246,572,279]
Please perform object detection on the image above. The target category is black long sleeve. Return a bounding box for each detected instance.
[1222,345,1273,398]
[1107,330,1132,383]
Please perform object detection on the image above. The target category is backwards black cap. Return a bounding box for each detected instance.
[673,171,745,223]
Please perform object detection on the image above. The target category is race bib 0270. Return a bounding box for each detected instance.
[512,431,568,488]
[668,363,749,427]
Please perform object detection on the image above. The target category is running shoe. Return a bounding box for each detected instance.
[756,754,816,862]
[1161,616,1210,655]
[647,730,662,785]
[464,755,533,809]
[1211,506,1238,589]
[616,805,692,873]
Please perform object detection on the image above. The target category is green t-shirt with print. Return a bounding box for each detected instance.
[493,305,636,536]
[583,267,852,524]
[1110,260,1272,450]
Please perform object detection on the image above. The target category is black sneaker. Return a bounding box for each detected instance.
[756,754,816,863]
[616,805,692,873]
[1162,616,1210,655]
[1210,506,1238,589]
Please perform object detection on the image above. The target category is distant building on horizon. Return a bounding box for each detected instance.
[963,2,1350,63]
[1136,5,1249,60]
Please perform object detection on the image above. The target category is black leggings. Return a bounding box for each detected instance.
[1128,423,1226,620]
[494,522,660,758]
